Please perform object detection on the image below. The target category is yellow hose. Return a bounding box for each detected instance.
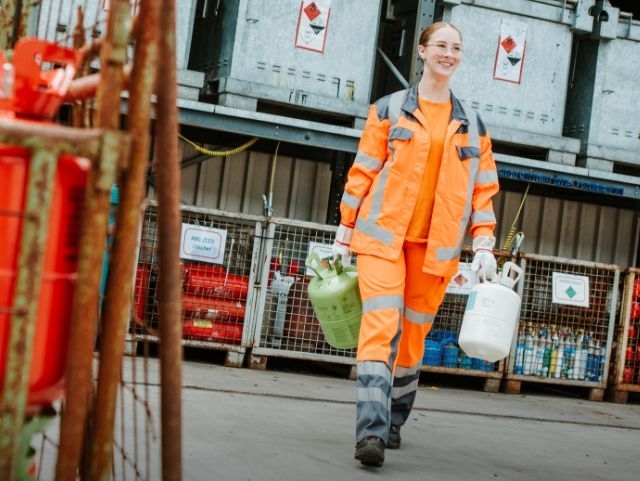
[178,133,259,157]
[502,183,530,251]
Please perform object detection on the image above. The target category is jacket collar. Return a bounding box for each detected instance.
[402,84,469,124]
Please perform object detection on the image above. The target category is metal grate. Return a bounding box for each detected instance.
[254,219,357,360]
[135,203,260,347]
[510,254,619,385]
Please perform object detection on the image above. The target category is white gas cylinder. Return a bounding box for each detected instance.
[458,262,524,362]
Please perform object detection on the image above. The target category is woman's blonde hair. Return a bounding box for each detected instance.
[418,21,462,46]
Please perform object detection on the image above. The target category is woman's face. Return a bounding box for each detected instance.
[418,26,463,80]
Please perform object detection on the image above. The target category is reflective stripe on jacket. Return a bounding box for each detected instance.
[340,86,499,278]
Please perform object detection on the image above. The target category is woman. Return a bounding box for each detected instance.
[332,22,500,467]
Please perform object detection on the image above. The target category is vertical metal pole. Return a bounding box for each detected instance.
[54,1,131,477]
[0,0,40,49]
[0,148,57,479]
[88,0,159,478]
[155,0,183,479]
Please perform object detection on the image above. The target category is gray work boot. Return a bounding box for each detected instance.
[354,436,385,467]
[387,425,401,449]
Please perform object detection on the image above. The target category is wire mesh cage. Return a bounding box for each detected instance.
[134,202,263,352]
[609,268,640,400]
[251,218,358,365]
[506,253,619,391]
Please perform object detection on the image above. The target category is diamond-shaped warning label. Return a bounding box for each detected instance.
[304,2,321,21]
[501,36,517,53]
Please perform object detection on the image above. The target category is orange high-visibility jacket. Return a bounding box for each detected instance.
[339,86,499,278]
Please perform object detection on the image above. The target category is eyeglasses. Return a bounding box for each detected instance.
[425,42,463,56]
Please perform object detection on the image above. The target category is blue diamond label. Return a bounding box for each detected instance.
[552,272,589,307]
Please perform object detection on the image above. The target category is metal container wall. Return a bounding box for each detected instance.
[133,203,264,367]
[505,253,619,400]
[204,0,381,120]
[563,19,640,165]
[445,0,572,137]
[250,218,357,367]
[608,268,640,403]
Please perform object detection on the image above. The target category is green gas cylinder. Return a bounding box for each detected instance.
[305,253,362,349]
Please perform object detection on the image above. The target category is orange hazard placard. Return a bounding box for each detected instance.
[295,1,331,53]
[493,19,527,84]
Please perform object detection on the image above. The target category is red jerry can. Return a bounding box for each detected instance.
[0,39,86,407]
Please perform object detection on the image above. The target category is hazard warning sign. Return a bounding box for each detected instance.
[493,19,527,83]
[295,1,331,53]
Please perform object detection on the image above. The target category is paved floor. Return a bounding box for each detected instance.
[177,357,639,481]
[36,355,640,481]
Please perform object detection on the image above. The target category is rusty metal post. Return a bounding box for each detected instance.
[54,2,132,476]
[0,146,57,480]
[155,0,183,479]
[0,121,105,480]
[87,0,160,479]
[0,0,41,49]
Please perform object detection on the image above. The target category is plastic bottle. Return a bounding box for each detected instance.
[586,336,596,381]
[549,328,559,378]
[534,332,545,376]
[554,335,564,379]
[523,327,535,376]
[514,326,525,375]
[573,331,583,380]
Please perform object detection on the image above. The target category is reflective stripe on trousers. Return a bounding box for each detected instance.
[355,242,451,442]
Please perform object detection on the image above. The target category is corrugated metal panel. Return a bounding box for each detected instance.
[179,147,332,222]
[494,191,638,267]
[177,147,638,269]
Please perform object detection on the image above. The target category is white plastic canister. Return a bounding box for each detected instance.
[458,262,524,362]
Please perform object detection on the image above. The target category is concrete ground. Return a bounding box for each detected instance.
[175,355,639,481]
[35,353,640,481]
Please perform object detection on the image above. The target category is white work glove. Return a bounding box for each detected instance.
[332,224,353,265]
[471,236,497,281]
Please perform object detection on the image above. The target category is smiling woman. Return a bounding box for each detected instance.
[331,21,500,469]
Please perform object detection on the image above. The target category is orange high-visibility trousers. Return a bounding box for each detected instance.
[355,241,451,443]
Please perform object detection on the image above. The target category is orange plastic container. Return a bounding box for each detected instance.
[0,144,90,406]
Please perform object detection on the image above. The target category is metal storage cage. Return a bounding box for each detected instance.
[190,0,382,126]
[607,268,640,403]
[421,249,512,393]
[504,253,619,401]
[563,8,640,170]
[249,218,358,370]
[133,203,264,367]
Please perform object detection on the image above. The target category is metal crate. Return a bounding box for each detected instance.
[198,0,381,122]
[563,18,640,168]
[608,268,640,403]
[505,253,619,400]
[133,203,264,366]
[250,218,357,368]
[445,0,573,138]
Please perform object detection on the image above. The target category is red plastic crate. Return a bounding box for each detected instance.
[183,319,243,344]
[182,262,249,300]
[0,144,89,406]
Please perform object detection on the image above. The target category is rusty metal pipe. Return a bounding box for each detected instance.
[88,0,160,478]
[155,0,183,479]
[0,147,57,479]
[54,1,133,479]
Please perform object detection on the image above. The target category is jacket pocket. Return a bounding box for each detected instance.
[456,145,481,161]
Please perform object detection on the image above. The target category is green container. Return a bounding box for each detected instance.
[306,253,362,349]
